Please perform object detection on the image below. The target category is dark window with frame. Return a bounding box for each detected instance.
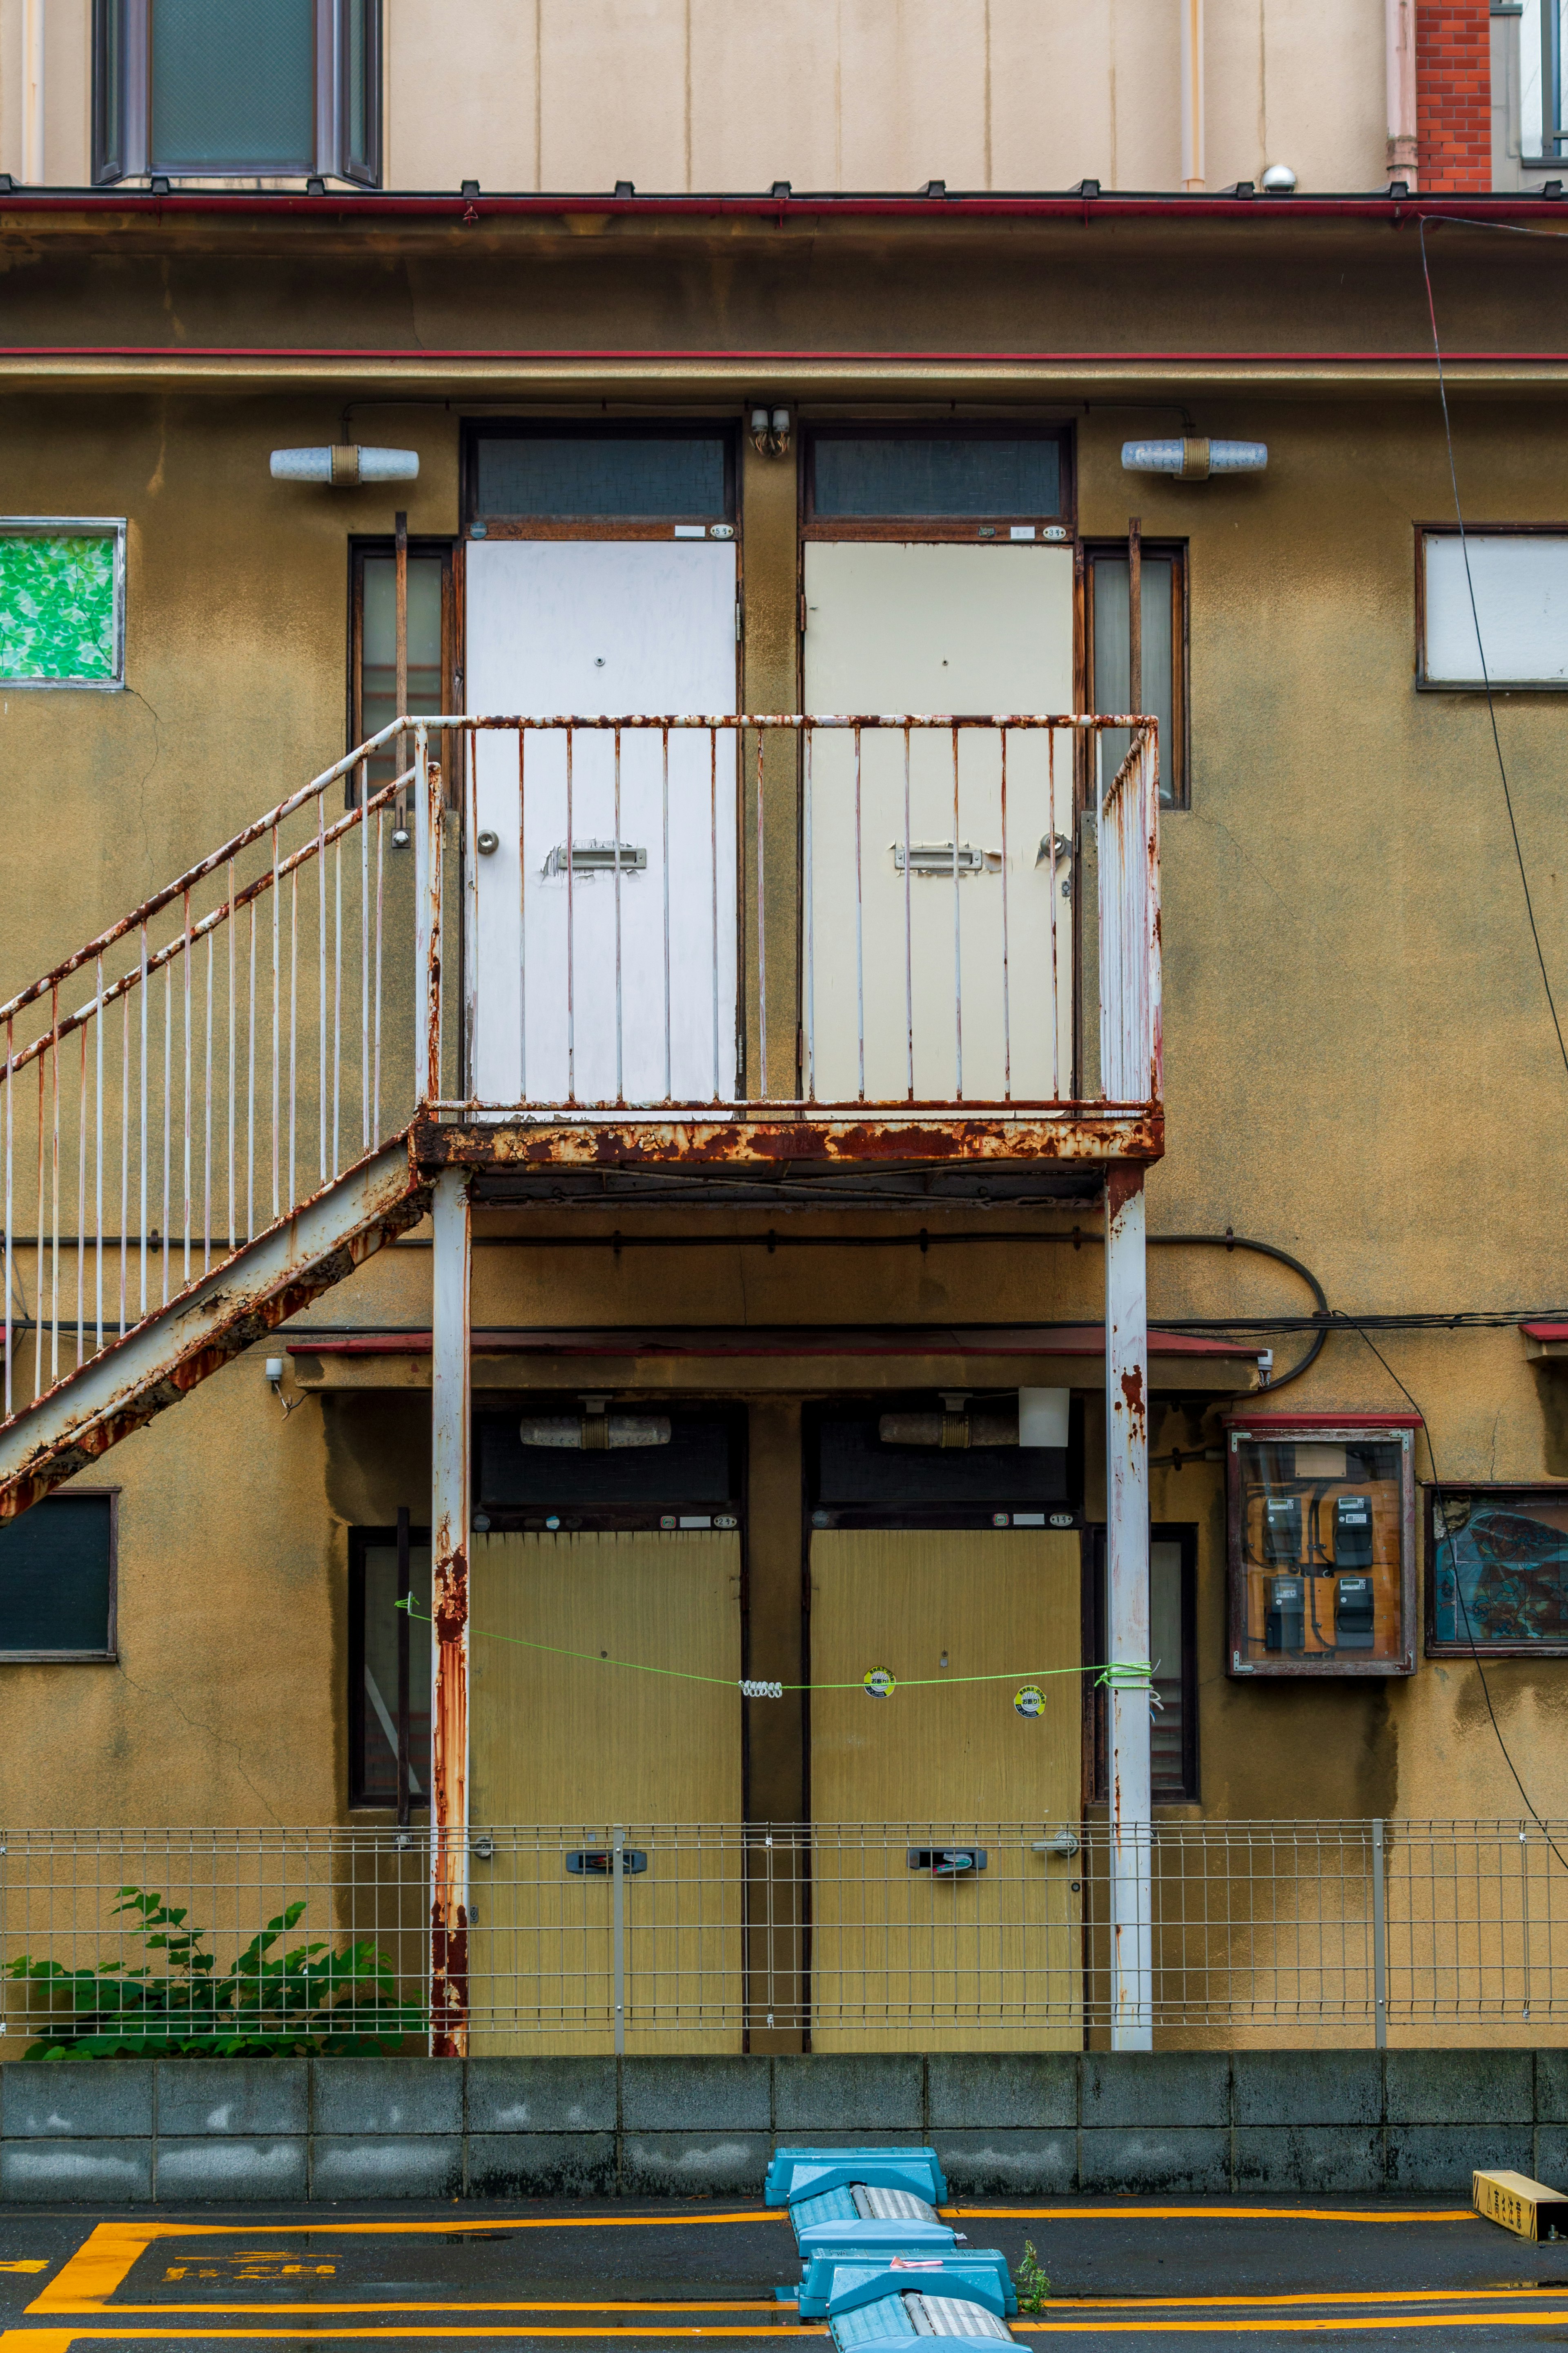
[1427,1483,1568,1655]
[803,428,1073,537]
[94,0,381,184]
[0,1492,117,1659]
[349,1527,432,1807]
[349,538,456,802]
[1086,1525,1198,1802]
[1084,539,1188,808]
[806,1395,1084,1529]
[465,427,735,537]
[475,1404,745,1531]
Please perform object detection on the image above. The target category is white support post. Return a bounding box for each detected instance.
[429,1165,472,2056]
[1106,1160,1153,2050]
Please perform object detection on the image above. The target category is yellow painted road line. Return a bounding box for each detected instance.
[1033,2292,1568,2312]
[5,2328,827,2343]
[49,2311,790,2322]
[31,2225,786,2318]
[1010,2321,1568,2336]
[955,2209,1476,2225]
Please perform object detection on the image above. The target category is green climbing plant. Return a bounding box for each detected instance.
[4,1886,424,2060]
[1015,2241,1051,2312]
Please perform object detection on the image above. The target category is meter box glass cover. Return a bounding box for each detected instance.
[1226,1414,1418,1677]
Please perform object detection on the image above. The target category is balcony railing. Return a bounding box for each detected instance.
[416,711,1160,1139]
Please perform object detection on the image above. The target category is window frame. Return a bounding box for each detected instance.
[0,1488,120,1664]
[462,422,739,543]
[1425,1481,1568,1658]
[1084,1522,1199,1804]
[0,518,126,692]
[1225,1412,1419,1680]
[1081,535,1189,808]
[92,0,381,186]
[347,535,459,805]
[801,424,1075,542]
[348,1522,431,1809]
[1415,522,1568,692]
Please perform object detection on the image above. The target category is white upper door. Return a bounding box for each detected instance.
[465,538,738,1110]
[801,540,1075,1105]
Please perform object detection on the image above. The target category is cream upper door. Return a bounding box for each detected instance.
[465,540,739,1110]
[801,542,1074,1105]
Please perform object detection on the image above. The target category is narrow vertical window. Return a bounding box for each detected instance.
[350,540,453,799]
[1089,1524,1198,1801]
[350,1530,432,1807]
[1086,540,1187,808]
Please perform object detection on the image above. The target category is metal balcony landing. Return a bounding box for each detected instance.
[410,1103,1162,1208]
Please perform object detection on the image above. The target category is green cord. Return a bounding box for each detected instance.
[393,1596,1151,1696]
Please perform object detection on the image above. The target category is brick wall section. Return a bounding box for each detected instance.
[1418,0,1492,191]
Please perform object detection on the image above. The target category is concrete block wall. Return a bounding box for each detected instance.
[1,2050,1562,2202]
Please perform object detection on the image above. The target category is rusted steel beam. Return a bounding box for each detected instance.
[410,1110,1164,1171]
[428,1166,471,2059]
[1105,1158,1152,2052]
[0,1137,427,1521]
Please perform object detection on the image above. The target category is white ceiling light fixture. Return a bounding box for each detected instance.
[270,446,420,486]
[1260,163,1298,192]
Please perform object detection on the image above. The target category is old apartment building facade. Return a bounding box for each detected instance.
[0,0,1566,2061]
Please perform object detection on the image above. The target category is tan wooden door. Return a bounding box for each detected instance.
[808,1528,1082,2050]
[468,1529,743,2054]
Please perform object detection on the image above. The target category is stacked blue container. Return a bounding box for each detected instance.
[764,2146,1020,2346]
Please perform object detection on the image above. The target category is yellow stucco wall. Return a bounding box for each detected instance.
[0,235,1565,1860]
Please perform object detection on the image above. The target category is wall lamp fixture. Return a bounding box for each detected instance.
[270,446,420,486]
[1122,437,1267,479]
[750,406,792,457]
[264,1356,304,1416]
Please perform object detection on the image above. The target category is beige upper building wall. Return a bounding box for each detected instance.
[5,0,1387,198]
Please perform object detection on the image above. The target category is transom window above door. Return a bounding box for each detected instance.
[465,429,736,540]
[804,429,1073,538]
[94,0,380,185]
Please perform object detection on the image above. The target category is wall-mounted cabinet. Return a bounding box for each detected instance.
[1226,1413,1419,1679]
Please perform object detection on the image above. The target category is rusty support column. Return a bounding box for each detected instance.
[429,1164,471,2056]
[1105,1158,1152,2051]
[414,723,442,1107]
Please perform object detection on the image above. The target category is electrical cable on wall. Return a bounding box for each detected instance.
[1419,214,1568,1084]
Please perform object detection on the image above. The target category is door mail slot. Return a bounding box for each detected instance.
[544,839,648,877]
[566,1848,648,1876]
[891,841,998,876]
[908,1846,986,1876]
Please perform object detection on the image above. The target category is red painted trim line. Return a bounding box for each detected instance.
[289,1325,1252,1358]
[2,345,1566,364]
[0,191,1565,223]
[1224,1410,1425,1427]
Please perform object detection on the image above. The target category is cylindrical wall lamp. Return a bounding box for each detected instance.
[270,446,420,485]
[1122,437,1267,479]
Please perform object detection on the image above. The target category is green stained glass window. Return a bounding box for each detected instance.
[0,529,122,685]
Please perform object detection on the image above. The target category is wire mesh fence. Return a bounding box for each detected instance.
[3,1820,1566,2054]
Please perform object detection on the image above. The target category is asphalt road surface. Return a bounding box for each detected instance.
[3,2195,1567,2351]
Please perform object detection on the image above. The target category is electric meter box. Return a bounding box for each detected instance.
[1225,1414,1419,1679]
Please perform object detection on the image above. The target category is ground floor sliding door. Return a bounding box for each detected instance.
[468,1528,743,2054]
[808,1526,1083,2050]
